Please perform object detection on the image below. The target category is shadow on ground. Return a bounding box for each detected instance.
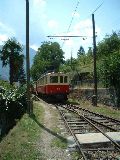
[30,114,67,142]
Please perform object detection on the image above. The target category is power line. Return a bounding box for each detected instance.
[62,0,80,48]
[48,35,88,38]
[80,1,104,21]
[92,1,104,14]
[67,0,80,33]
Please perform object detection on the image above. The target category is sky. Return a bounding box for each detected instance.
[0,0,120,60]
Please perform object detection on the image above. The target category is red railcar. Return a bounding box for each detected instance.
[34,72,70,101]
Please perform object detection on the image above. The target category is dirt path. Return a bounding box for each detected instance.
[36,100,72,160]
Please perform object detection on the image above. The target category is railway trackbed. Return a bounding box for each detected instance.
[55,103,120,160]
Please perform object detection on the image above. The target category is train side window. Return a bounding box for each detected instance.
[60,76,63,83]
[43,77,46,85]
[64,76,68,83]
[50,76,58,83]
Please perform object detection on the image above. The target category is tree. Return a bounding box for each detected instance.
[60,58,78,73]
[0,38,24,85]
[18,55,26,85]
[97,32,120,58]
[97,31,120,107]
[18,67,26,85]
[77,46,85,57]
[31,41,65,80]
[87,47,93,56]
[98,52,120,107]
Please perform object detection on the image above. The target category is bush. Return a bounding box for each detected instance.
[0,82,27,136]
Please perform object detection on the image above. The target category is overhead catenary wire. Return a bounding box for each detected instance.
[92,1,104,14]
[67,0,80,33]
[66,0,104,33]
[62,0,81,48]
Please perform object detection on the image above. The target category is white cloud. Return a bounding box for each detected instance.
[30,44,39,51]
[74,19,92,34]
[0,34,8,44]
[64,39,74,47]
[73,19,101,37]
[60,19,101,59]
[48,20,58,29]
[0,21,15,44]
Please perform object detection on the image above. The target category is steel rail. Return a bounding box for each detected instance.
[85,116,117,131]
[60,104,120,152]
[56,105,88,160]
[80,114,120,152]
[66,104,120,131]
[71,104,120,124]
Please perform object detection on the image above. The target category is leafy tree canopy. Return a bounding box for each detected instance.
[87,47,93,57]
[97,31,120,84]
[60,58,78,73]
[97,31,120,58]
[31,41,64,81]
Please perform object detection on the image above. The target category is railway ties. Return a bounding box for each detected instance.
[65,104,120,132]
[56,104,120,159]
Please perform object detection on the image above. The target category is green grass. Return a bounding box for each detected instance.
[90,104,120,119]
[0,101,44,160]
[51,126,68,149]
[50,109,68,149]
[51,137,68,149]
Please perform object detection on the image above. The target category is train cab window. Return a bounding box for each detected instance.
[60,76,63,83]
[50,76,58,83]
[64,76,68,83]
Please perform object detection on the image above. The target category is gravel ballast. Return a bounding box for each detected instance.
[36,100,73,160]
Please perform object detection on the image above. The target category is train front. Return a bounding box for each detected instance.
[45,72,70,101]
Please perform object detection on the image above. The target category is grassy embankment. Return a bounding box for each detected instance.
[69,99,120,120]
[0,101,44,160]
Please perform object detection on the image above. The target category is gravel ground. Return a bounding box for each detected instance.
[36,100,73,160]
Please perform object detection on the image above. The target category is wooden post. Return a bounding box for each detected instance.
[26,0,32,114]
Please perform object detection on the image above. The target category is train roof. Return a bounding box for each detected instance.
[37,72,69,80]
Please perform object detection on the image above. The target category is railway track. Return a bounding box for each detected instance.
[32,95,120,159]
[56,103,120,160]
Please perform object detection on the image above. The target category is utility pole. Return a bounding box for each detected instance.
[92,14,97,106]
[26,0,31,114]
[70,49,73,70]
